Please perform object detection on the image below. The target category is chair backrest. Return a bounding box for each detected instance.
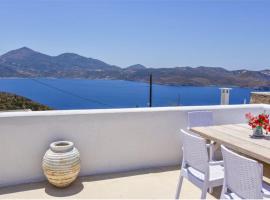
[181,129,209,173]
[221,145,263,199]
[187,111,213,129]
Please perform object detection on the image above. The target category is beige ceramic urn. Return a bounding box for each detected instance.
[42,141,80,188]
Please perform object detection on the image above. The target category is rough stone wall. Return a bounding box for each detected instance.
[250,92,270,104]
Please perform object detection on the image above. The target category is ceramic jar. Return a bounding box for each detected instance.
[42,141,80,187]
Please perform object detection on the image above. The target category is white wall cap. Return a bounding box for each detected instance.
[0,104,267,118]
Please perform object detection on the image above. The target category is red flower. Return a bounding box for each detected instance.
[245,112,270,131]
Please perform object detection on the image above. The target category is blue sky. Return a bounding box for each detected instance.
[0,0,269,70]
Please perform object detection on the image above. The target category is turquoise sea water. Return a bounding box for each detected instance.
[0,78,252,109]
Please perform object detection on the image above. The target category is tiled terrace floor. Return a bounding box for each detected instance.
[0,166,220,199]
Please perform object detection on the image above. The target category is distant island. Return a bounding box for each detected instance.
[0,92,51,111]
[0,47,269,89]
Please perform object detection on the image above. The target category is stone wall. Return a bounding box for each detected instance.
[250,92,270,104]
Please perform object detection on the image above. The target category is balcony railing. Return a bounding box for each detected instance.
[0,104,269,188]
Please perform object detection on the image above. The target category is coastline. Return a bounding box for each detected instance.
[0,76,261,90]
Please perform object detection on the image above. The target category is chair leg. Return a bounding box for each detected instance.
[209,143,213,161]
[201,184,208,199]
[209,187,213,194]
[220,182,227,199]
[175,175,184,199]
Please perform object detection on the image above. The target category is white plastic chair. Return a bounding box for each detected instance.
[187,111,216,161]
[221,145,270,199]
[175,129,224,199]
[187,111,214,130]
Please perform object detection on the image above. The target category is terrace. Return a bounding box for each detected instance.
[0,104,269,198]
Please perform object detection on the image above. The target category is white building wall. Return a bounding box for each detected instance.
[0,104,266,187]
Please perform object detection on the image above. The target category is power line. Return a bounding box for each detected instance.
[30,78,170,108]
[29,78,116,108]
[0,65,148,107]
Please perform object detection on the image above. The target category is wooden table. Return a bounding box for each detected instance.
[191,123,270,178]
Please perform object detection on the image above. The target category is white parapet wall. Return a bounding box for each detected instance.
[0,104,268,187]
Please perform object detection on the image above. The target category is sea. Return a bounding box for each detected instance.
[0,78,252,110]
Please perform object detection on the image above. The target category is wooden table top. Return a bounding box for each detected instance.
[191,123,270,164]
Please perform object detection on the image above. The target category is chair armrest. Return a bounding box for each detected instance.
[209,160,224,166]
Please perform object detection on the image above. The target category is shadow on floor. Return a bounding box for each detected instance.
[0,179,84,197]
[0,166,221,199]
[45,180,84,197]
[211,186,222,199]
[0,166,179,197]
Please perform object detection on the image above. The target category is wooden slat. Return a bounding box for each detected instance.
[191,124,270,164]
[216,125,270,148]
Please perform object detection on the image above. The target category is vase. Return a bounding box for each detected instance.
[253,127,264,137]
[42,141,80,188]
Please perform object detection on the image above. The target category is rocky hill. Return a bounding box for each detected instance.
[0,47,269,89]
[0,92,51,111]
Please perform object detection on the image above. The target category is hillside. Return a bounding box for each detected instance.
[0,47,269,89]
[0,92,51,111]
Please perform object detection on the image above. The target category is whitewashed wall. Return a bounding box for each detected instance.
[0,104,267,187]
[264,105,270,113]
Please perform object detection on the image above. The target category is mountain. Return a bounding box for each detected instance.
[0,47,120,78]
[125,64,147,70]
[0,47,269,89]
[0,92,51,111]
